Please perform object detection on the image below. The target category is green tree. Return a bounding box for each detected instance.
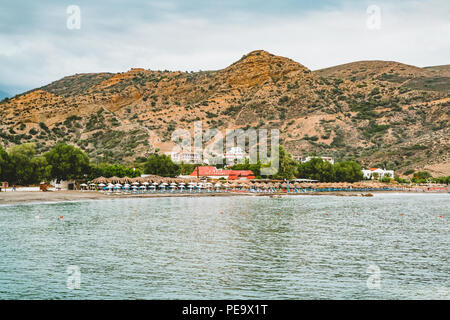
[297,159,363,182]
[413,171,431,180]
[411,171,432,183]
[144,153,179,177]
[380,176,392,183]
[273,146,297,179]
[297,157,335,182]
[334,161,363,182]
[0,144,10,181]
[7,143,49,185]
[431,176,449,184]
[231,159,263,178]
[31,156,52,183]
[178,162,198,175]
[44,143,90,182]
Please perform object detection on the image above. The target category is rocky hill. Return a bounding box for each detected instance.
[0,50,449,176]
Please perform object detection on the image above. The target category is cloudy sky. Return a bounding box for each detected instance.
[1,0,449,95]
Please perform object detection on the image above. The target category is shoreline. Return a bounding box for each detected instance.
[0,190,448,205]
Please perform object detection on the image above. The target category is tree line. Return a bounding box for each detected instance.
[230,146,363,182]
[0,142,199,185]
[1,142,447,185]
[0,143,365,184]
[0,143,143,185]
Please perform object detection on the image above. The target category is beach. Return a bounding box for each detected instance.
[0,190,255,205]
[0,189,447,205]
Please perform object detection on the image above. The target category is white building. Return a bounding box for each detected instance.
[294,156,335,164]
[51,179,78,190]
[224,147,246,164]
[166,152,202,164]
[362,168,394,180]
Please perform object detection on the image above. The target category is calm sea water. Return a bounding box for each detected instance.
[0,193,448,299]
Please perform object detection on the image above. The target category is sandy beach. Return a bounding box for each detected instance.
[0,190,263,205]
[1,189,447,205]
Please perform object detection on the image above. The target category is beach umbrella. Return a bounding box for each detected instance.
[142,182,150,185]
[92,176,108,184]
[108,176,121,184]
[230,182,239,188]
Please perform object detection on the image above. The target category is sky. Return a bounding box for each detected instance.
[0,0,449,95]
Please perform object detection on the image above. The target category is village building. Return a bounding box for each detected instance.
[293,155,335,164]
[190,166,255,180]
[362,168,395,180]
[166,152,202,164]
[51,179,79,190]
[224,147,247,165]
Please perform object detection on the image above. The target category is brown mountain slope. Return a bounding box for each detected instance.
[424,64,450,77]
[0,50,449,176]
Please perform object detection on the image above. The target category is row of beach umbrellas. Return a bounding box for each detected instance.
[85,176,394,190]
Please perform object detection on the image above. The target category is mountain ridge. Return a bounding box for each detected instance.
[0,50,449,176]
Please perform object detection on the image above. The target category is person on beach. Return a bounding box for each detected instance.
[12,185,16,192]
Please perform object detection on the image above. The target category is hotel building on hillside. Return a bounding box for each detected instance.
[166,152,202,164]
[362,168,395,180]
[294,155,335,164]
[224,147,247,165]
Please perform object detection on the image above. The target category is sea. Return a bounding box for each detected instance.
[0,193,448,299]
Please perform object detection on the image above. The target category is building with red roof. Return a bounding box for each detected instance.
[362,168,394,179]
[190,166,255,180]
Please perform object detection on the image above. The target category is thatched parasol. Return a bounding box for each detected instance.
[92,176,108,184]
[108,176,121,184]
